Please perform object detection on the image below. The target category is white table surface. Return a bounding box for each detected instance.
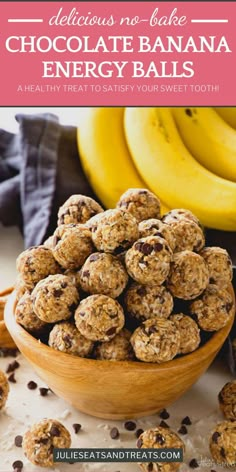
[0,225,234,472]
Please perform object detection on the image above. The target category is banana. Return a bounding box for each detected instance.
[214,107,236,129]
[77,107,169,212]
[124,107,236,231]
[171,107,236,182]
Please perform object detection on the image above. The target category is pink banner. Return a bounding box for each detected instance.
[0,1,235,105]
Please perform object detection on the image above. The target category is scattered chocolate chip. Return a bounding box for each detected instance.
[220,447,226,458]
[137,438,143,448]
[106,327,117,336]
[39,387,49,396]
[12,460,23,470]
[124,420,136,431]
[137,287,147,296]
[178,425,188,435]
[27,380,37,390]
[135,428,144,438]
[0,348,18,358]
[154,242,163,252]
[53,289,63,298]
[159,409,170,420]
[181,416,192,425]
[212,431,220,443]
[155,434,165,445]
[110,427,120,440]
[185,108,193,117]
[50,425,60,437]
[189,458,199,468]
[147,464,154,472]
[14,468,22,472]
[159,420,169,429]
[14,435,23,447]
[6,360,20,373]
[72,423,81,434]
[8,373,16,383]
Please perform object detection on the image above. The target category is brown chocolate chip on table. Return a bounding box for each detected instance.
[159,420,169,429]
[39,387,49,396]
[27,380,37,390]
[181,416,192,425]
[159,409,170,420]
[124,420,136,431]
[178,425,188,435]
[110,427,120,440]
[135,428,144,438]
[14,435,23,447]
[189,458,199,468]
[6,360,20,373]
[12,461,23,470]
[72,423,82,434]
[8,373,16,383]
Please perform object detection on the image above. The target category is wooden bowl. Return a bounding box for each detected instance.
[5,287,235,420]
[0,288,17,349]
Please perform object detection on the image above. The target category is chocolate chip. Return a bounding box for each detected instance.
[39,387,49,396]
[124,420,136,431]
[63,335,72,348]
[6,360,20,373]
[159,409,170,419]
[106,327,117,336]
[185,108,193,117]
[220,447,226,458]
[189,459,199,468]
[154,242,163,252]
[147,464,154,472]
[8,373,16,383]
[209,277,215,283]
[138,190,148,195]
[53,289,63,297]
[50,425,60,437]
[135,428,144,439]
[27,380,37,390]
[148,325,157,335]
[137,438,143,448]
[14,435,23,447]
[178,425,188,435]
[0,348,18,358]
[225,302,233,313]
[89,254,100,262]
[72,423,81,434]
[212,431,220,443]
[79,311,86,317]
[140,243,153,255]
[210,470,217,472]
[181,416,192,425]
[110,427,119,439]
[137,287,147,296]
[82,270,90,277]
[12,461,23,470]
[61,282,68,289]
[156,433,165,445]
[159,420,169,428]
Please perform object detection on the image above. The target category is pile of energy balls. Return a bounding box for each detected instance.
[15,188,234,364]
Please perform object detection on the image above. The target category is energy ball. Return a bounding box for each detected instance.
[125,236,173,286]
[138,219,176,252]
[0,370,9,410]
[15,292,47,333]
[52,224,94,270]
[190,284,233,331]
[162,208,200,226]
[80,252,128,298]
[209,420,236,467]
[124,283,173,323]
[131,318,180,363]
[116,188,161,223]
[91,208,139,253]
[75,294,125,342]
[32,274,79,323]
[57,194,103,226]
[200,247,233,287]
[218,381,236,420]
[167,251,209,300]
[169,313,200,354]
[15,276,30,303]
[16,246,60,289]
[22,419,71,467]
[137,426,185,472]
[164,219,205,253]
[94,329,135,361]
[48,321,93,357]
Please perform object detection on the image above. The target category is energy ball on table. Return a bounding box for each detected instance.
[125,236,173,286]
[200,247,233,287]
[209,420,236,467]
[0,370,9,410]
[57,194,104,226]
[80,252,128,298]
[218,381,236,420]
[190,284,233,331]
[116,188,161,223]
[32,274,79,323]
[163,219,205,253]
[15,292,47,333]
[131,318,180,363]
[169,313,200,354]
[75,294,125,342]
[22,419,71,467]
[167,251,209,300]
[124,283,173,323]
[162,208,200,226]
[137,426,185,472]
[94,329,135,361]
[52,224,94,270]
[138,219,176,252]
[48,321,94,357]
[16,246,60,289]
[91,208,139,253]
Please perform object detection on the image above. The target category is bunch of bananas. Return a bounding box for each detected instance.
[77,107,236,231]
